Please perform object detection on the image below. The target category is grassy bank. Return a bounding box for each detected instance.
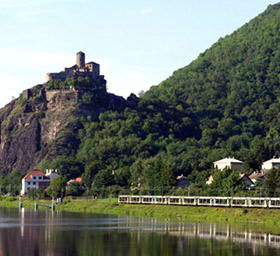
[1,198,280,233]
[0,198,48,209]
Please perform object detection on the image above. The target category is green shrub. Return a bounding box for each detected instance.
[5,196,16,201]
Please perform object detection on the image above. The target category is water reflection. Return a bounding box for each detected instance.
[0,208,278,255]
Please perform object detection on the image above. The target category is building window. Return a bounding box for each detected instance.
[33,176,36,179]
[27,182,30,185]
[33,182,36,185]
[38,176,42,180]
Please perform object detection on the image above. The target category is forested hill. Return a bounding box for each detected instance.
[73,3,280,194]
[145,3,280,112]
[1,3,280,195]
[142,3,280,167]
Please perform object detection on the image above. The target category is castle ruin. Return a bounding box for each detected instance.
[43,51,107,109]
[46,51,102,81]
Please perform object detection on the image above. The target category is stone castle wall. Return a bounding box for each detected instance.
[22,89,32,100]
[46,52,101,82]
[46,90,78,109]
[77,52,85,68]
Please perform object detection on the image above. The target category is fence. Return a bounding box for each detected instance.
[118,195,280,208]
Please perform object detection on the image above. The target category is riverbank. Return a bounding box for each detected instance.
[58,199,280,226]
[1,198,280,233]
[59,199,280,234]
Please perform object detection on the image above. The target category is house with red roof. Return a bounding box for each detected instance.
[249,170,269,184]
[20,169,59,195]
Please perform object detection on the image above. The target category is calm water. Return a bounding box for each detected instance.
[0,208,279,256]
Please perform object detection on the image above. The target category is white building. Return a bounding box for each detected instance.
[261,158,280,170]
[206,175,214,185]
[45,169,59,180]
[20,169,59,195]
[213,157,243,171]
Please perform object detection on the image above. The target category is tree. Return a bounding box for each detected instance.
[210,170,241,196]
[131,154,175,195]
[82,160,102,190]
[4,170,22,195]
[48,156,83,179]
[27,188,45,200]
[66,182,85,196]
[47,176,67,199]
[138,90,145,97]
[90,170,115,197]
[263,168,280,196]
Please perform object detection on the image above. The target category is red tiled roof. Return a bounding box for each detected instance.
[23,171,46,180]
[249,171,267,180]
[67,177,83,185]
[75,177,82,182]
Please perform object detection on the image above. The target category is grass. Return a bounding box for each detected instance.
[2,198,280,234]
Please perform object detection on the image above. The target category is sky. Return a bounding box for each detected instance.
[0,0,279,107]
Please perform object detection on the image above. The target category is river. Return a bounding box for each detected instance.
[0,208,279,255]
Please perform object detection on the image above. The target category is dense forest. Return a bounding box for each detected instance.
[3,3,280,197]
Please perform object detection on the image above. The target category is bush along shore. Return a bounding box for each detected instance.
[1,197,280,233]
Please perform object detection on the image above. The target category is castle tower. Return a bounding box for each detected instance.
[76,51,85,68]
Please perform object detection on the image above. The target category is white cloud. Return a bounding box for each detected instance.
[141,8,153,16]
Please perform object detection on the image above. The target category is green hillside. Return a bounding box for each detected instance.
[144,3,280,168]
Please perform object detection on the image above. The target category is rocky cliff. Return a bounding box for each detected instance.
[0,78,138,174]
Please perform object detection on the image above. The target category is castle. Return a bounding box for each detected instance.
[21,51,107,108]
[46,51,102,81]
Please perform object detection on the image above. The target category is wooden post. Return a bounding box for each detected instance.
[51,202,55,211]
[34,203,38,211]
[19,197,23,208]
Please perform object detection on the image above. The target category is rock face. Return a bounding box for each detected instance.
[0,79,137,174]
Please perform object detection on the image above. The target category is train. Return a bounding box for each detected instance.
[118,195,280,208]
